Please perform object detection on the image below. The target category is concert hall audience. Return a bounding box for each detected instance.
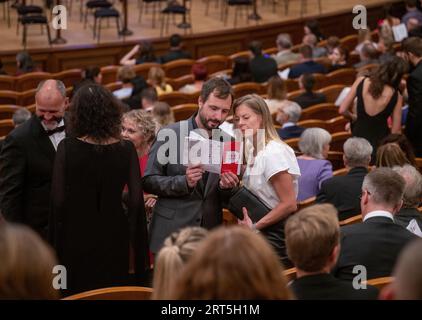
[328,46,349,72]
[179,63,208,93]
[159,34,192,64]
[354,28,377,54]
[379,134,417,167]
[249,41,278,83]
[354,42,379,69]
[402,0,422,26]
[294,73,327,109]
[375,142,412,168]
[302,33,327,58]
[147,67,173,96]
[304,19,326,42]
[120,41,158,66]
[275,101,304,140]
[227,57,253,85]
[15,51,39,76]
[264,75,290,114]
[152,227,208,300]
[288,45,326,79]
[0,223,59,299]
[140,87,158,111]
[297,128,333,201]
[169,226,294,299]
[113,66,138,100]
[272,33,300,65]
[286,204,379,300]
[325,36,341,55]
[377,35,396,64]
[152,102,175,127]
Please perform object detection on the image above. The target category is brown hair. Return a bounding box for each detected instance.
[117,66,136,83]
[267,75,287,100]
[285,204,339,272]
[0,223,59,299]
[402,36,422,58]
[152,227,208,300]
[152,101,175,127]
[169,226,293,300]
[376,143,411,168]
[148,67,167,90]
[379,134,416,166]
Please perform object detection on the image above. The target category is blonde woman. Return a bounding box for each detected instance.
[152,227,208,300]
[233,94,300,266]
[147,67,173,96]
[152,102,175,127]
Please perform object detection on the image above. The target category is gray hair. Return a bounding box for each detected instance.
[343,137,373,167]
[12,107,31,126]
[298,128,331,159]
[392,165,422,208]
[36,79,66,98]
[281,101,302,123]
[362,167,405,207]
[276,33,293,49]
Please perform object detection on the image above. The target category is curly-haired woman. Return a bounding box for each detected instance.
[49,84,150,295]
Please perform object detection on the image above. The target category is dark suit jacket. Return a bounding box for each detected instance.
[0,115,61,238]
[250,55,278,83]
[159,49,192,64]
[405,60,422,157]
[277,125,305,140]
[288,61,326,79]
[317,167,368,221]
[290,273,379,300]
[394,207,422,234]
[142,115,232,253]
[294,92,327,109]
[333,216,417,281]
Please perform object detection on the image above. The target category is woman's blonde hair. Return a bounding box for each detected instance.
[152,102,175,127]
[152,227,208,300]
[148,67,167,90]
[267,75,287,100]
[169,226,294,300]
[123,109,158,148]
[0,223,59,299]
[376,142,411,168]
[117,66,136,83]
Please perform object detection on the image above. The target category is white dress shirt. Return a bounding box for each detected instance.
[363,210,394,222]
[42,120,66,151]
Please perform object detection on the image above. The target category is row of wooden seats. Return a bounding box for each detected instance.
[0,87,73,107]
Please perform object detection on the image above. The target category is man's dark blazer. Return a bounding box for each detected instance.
[405,60,422,157]
[142,115,232,253]
[288,61,326,79]
[316,167,368,221]
[333,216,417,281]
[0,115,61,238]
[249,55,278,83]
[159,49,192,64]
[277,125,305,140]
[290,273,379,300]
[394,207,422,234]
[294,91,327,109]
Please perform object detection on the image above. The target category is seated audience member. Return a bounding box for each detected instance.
[179,63,208,93]
[0,223,59,299]
[113,66,137,100]
[303,33,327,58]
[169,226,294,300]
[159,34,191,64]
[249,41,278,83]
[264,75,289,114]
[304,19,326,42]
[227,57,253,85]
[382,239,422,300]
[286,204,379,300]
[140,87,158,111]
[354,43,379,69]
[122,74,149,110]
[120,41,158,66]
[276,101,305,140]
[147,67,173,96]
[378,36,396,64]
[375,143,411,168]
[0,59,7,75]
[71,66,102,98]
[354,28,377,54]
[294,73,327,109]
[328,46,349,72]
[325,36,341,55]
[152,227,208,300]
[392,165,422,236]
[407,17,422,37]
[12,107,31,128]
[297,128,333,201]
[402,0,422,26]
[333,168,417,281]
[379,134,417,167]
[15,51,38,76]
[288,45,326,79]
[272,33,300,65]
[152,102,174,127]
[317,137,373,221]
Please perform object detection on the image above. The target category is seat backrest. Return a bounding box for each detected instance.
[325,68,356,86]
[166,74,195,91]
[364,277,394,291]
[15,72,50,91]
[229,50,251,63]
[0,105,20,120]
[339,214,362,226]
[285,78,299,92]
[297,196,316,210]
[297,119,328,130]
[330,131,351,152]
[0,76,16,91]
[53,69,83,87]
[0,90,19,105]
[312,73,328,90]
[284,137,300,152]
[196,55,229,76]
[357,63,379,74]
[17,88,37,106]
[104,81,123,92]
[300,103,338,121]
[162,59,195,79]
[263,47,278,55]
[327,150,345,171]
[133,62,160,79]
[283,267,297,282]
[233,82,261,99]
[286,89,305,101]
[318,84,346,104]
[100,65,119,85]
[159,92,191,106]
[415,157,422,172]
[0,119,14,136]
[63,286,153,300]
[222,208,237,226]
[333,167,349,176]
[340,34,358,52]
[326,116,348,133]
[172,103,198,122]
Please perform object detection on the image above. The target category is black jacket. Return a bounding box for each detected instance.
[294,91,327,109]
[159,49,192,64]
[277,125,305,140]
[249,55,278,83]
[394,207,422,235]
[290,273,379,300]
[333,216,416,281]
[316,167,368,221]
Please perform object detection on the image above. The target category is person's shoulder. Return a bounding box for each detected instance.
[7,117,33,141]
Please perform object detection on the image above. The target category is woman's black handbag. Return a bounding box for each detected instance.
[227,186,271,222]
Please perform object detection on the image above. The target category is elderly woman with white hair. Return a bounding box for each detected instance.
[297,128,333,201]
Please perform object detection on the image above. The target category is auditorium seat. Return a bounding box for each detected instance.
[0,76,15,91]
[0,119,14,136]
[339,214,362,226]
[53,69,83,88]
[317,84,346,104]
[162,59,195,79]
[15,72,50,91]
[286,89,304,101]
[364,277,394,291]
[325,116,348,133]
[223,208,237,226]
[104,81,123,92]
[339,34,358,52]
[233,82,262,99]
[327,151,344,171]
[297,119,328,131]
[196,55,230,76]
[63,286,153,300]
[133,62,161,79]
[284,137,299,151]
[325,68,356,87]
[229,50,251,62]
[172,103,198,121]
[167,74,195,91]
[283,267,297,282]
[332,167,349,176]
[300,103,338,120]
[100,65,119,85]
[159,92,198,106]
[330,131,351,152]
[0,105,19,119]
[297,196,316,210]
[0,90,19,105]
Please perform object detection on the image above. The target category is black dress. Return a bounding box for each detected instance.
[49,138,149,295]
[352,78,398,160]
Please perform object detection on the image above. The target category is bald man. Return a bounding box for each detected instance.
[0,79,68,238]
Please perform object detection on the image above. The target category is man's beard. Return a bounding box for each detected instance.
[38,115,63,130]
[198,111,222,131]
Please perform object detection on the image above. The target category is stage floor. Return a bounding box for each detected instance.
[0,0,397,51]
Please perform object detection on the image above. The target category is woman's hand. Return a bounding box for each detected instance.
[237,207,253,229]
[219,172,239,189]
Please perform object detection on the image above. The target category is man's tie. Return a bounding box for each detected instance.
[46,126,65,136]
